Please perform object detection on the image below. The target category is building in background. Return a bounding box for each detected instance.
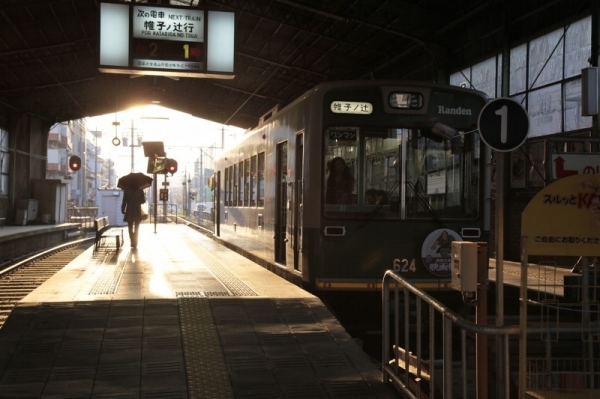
[46,119,116,207]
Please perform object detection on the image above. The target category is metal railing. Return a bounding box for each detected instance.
[150,203,178,224]
[66,206,97,229]
[381,270,599,399]
[192,209,214,231]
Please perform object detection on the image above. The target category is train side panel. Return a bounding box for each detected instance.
[216,95,313,284]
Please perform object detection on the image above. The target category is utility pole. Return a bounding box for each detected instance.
[130,120,135,172]
[200,149,203,206]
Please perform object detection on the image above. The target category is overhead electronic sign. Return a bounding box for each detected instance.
[99,2,234,79]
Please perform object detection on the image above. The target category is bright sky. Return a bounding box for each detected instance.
[87,105,245,183]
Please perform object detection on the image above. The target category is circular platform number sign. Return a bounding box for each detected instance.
[477,98,529,152]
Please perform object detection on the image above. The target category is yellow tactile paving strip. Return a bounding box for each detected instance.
[178,297,234,399]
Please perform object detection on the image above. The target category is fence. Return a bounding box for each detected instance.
[381,269,599,399]
[66,206,97,230]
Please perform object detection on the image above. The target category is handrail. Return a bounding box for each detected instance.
[382,271,518,399]
[381,270,597,398]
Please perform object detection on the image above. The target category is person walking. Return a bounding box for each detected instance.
[121,187,146,249]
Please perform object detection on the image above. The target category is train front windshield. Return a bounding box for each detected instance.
[324,126,480,220]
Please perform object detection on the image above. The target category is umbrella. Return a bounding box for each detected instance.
[117,172,153,190]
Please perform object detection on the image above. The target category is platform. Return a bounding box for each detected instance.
[0,223,396,398]
[0,223,82,263]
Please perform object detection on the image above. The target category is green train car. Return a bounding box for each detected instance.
[213,80,488,292]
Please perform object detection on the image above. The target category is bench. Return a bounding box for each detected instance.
[94,216,124,252]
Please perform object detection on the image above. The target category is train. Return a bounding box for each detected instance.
[211,80,488,292]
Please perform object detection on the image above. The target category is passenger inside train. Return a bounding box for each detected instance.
[325,157,355,204]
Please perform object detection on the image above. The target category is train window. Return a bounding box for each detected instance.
[223,167,229,206]
[233,163,239,206]
[362,131,401,215]
[323,125,478,221]
[244,159,250,206]
[324,127,358,206]
[405,130,479,219]
[257,152,265,207]
[250,155,257,206]
[228,165,233,206]
[238,161,244,206]
[324,126,403,217]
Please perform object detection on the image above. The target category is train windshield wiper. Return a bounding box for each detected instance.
[406,180,445,228]
[360,181,399,227]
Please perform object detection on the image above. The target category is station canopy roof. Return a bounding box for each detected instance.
[0,0,588,129]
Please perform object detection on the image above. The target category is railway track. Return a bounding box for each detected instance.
[0,239,93,328]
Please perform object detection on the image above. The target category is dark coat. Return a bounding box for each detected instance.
[121,188,146,223]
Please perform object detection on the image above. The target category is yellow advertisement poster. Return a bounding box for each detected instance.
[522,174,600,256]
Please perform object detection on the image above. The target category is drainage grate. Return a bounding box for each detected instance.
[227,356,269,371]
[144,315,179,326]
[102,339,140,350]
[96,363,138,379]
[48,366,95,381]
[294,332,333,344]
[59,340,102,353]
[141,389,188,398]
[232,384,282,399]
[259,333,295,346]
[32,319,69,330]
[272,356,310,368]
[219,333,259,346]
[19,341,58,354]
[213,315,247,324]
[2,368,49,384]
[280,383,328,398]
[143,361,182,374]
[310,353,351,368]
[325,381,371,397]
[145,337,181,349]
[281,313,318,324]
[249,314,284,324]
[107,316,143,327]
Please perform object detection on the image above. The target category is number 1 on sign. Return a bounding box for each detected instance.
[495,105,508,143]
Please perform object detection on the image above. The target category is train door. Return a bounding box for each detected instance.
[275,141,288,265]
[292,133,304,272]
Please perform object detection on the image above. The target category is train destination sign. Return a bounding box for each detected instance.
[132,6,204,72]
[330,101,373,114]
[99,2,234,79]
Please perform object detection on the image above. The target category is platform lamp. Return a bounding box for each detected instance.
[111,121,121,146]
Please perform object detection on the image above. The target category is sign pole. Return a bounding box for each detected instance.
[478,97,529,399]
[495,150,506,399]
[153,173,157,233]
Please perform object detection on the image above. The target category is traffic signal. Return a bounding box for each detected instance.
[69,155,82,171]
[166,158,178,175]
